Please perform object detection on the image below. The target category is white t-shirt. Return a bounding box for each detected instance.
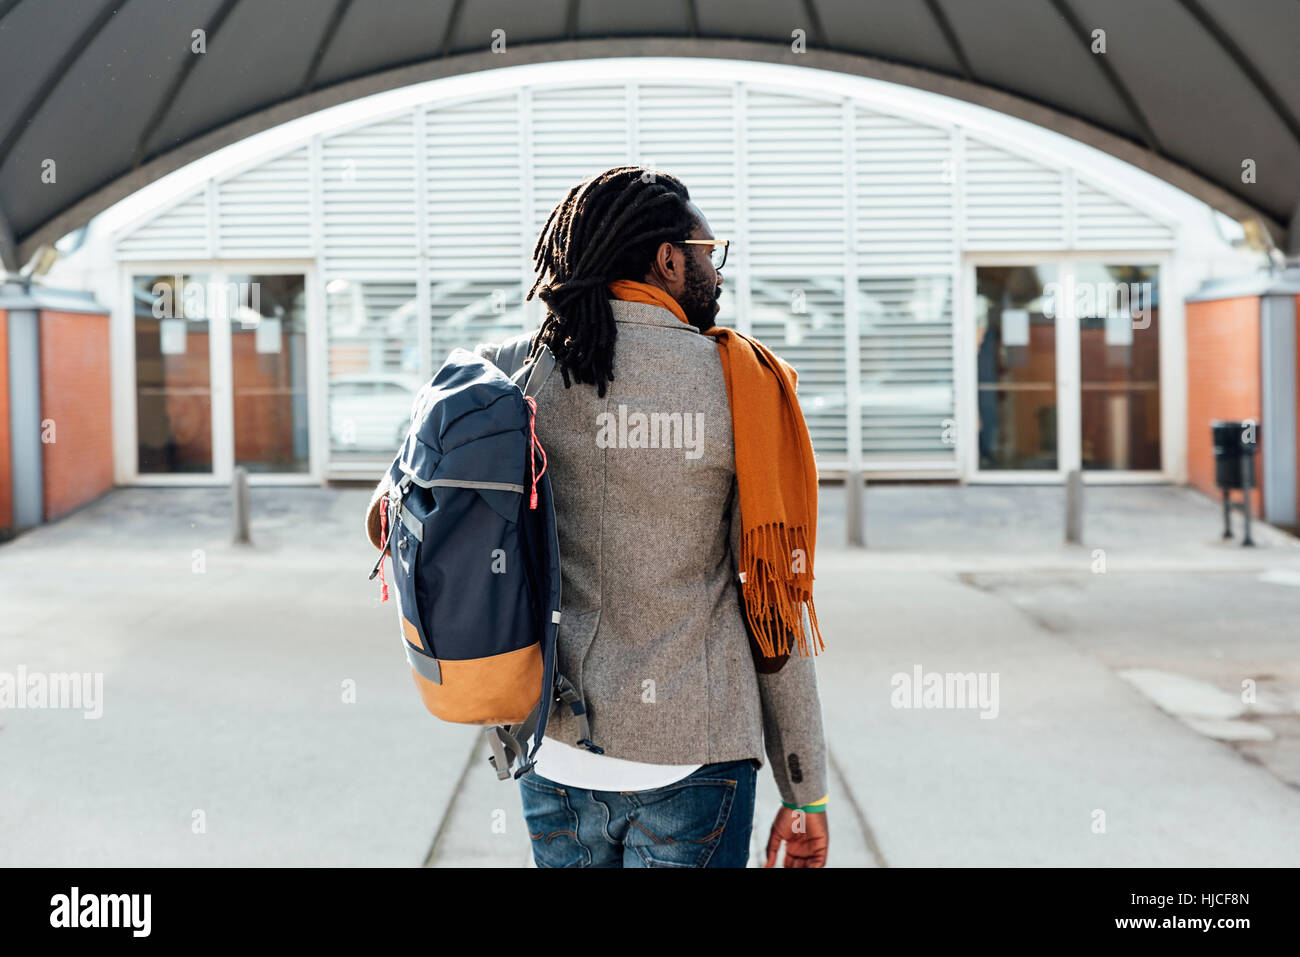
[530,736,701,791]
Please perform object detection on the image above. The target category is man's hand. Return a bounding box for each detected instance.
[763,806,829,868]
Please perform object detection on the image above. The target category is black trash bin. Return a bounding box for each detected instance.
[1210,419,1259,545]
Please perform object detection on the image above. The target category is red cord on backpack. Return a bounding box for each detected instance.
[377,497,390,602]
[524,395,547,510]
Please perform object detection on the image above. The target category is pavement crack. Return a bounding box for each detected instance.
[828,746,888,867]
[422,732,484,868]
[955,571,1065,635]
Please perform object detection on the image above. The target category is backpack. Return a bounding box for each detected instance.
[366,334,602,781]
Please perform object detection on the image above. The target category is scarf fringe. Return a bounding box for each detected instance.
[740,521,826,659]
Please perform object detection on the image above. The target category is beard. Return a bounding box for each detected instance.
[679,253,720,332]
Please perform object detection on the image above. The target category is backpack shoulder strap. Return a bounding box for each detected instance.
[486,330,534,376]
[501,331,555,399]
[492,336,529,376]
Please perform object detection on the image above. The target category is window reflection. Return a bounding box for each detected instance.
[1077,264,1160,470]
[974,265,1059,470]
[133,273,213,474]
[431,279,526,369]
[326,281,420,460]
[227,274,309,473]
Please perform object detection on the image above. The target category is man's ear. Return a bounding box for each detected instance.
[647,240,680,285]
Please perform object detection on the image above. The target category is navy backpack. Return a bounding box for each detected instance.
[366,336,602,780]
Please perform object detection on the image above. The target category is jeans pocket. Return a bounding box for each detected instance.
[519,776,591,868]
[626,778,740,868]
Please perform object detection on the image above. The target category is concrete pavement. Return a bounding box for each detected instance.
[1,481,1297,866]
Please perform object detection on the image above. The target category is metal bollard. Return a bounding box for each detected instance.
[845,471,866,548]
[232,467,250,544]
[1241,452,1256,547]
[1065,468,1083,544]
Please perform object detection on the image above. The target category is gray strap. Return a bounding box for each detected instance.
[522,345,555,399]
[398,503,424,541]
[405,643,442,685]
[484,691,544,780]
[553,674,598,751]
[427,478,524,493]
[486,725,532,780]
[501,331,555,398]
[485,727,515,781]
[485,672,592,779]
[498,336,535,379]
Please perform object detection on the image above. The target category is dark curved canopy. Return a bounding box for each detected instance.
[1,0,1297,271]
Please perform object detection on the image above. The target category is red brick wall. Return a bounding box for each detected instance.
[0,308,10,531]
[39,310,114,521]
[1185,296,1263,517]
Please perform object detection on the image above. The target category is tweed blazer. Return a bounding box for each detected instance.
[365,298,828,807]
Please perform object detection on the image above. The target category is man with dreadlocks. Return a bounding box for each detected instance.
[462,166,832,868]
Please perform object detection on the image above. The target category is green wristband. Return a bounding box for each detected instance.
[781,800,828,813]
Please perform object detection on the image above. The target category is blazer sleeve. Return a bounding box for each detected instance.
[726,474,830,809]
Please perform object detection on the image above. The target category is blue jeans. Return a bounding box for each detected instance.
[518,758,759,867]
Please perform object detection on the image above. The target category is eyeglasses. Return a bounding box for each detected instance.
[676,239,729,271]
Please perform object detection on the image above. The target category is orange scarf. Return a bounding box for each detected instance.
[606,279,825,659]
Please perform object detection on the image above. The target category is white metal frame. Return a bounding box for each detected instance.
[960,250,1177,484]
[108,65,1197,487]
[113,258,322,486]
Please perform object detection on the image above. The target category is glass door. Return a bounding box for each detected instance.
[226,274,309,474]
[968,259,1163,480]
[972,264,1063,473]
[131,269,312,480]
[133,273,214,474]
[1075,263,1161,471]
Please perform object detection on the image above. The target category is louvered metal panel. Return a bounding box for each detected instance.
[745,90,847,462]
[635,84,738,237]
[320,115,418,277]
[745,90,846,273]
[109,76,1184,482]
[1075,181,1175,249]
[116,191,210,260]
[431,278,527,369]
[749,274,847,461]
[852,109,957,465]
[530,86,630,226]
[963,138,1067,249]
[424,95,524,281]
[858,275,955,457]
[215,147,312,257]
[854,109,955,275]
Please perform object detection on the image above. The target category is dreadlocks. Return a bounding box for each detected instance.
[526,166,697,397]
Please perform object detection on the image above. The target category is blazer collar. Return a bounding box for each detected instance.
[608,298,700,334]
